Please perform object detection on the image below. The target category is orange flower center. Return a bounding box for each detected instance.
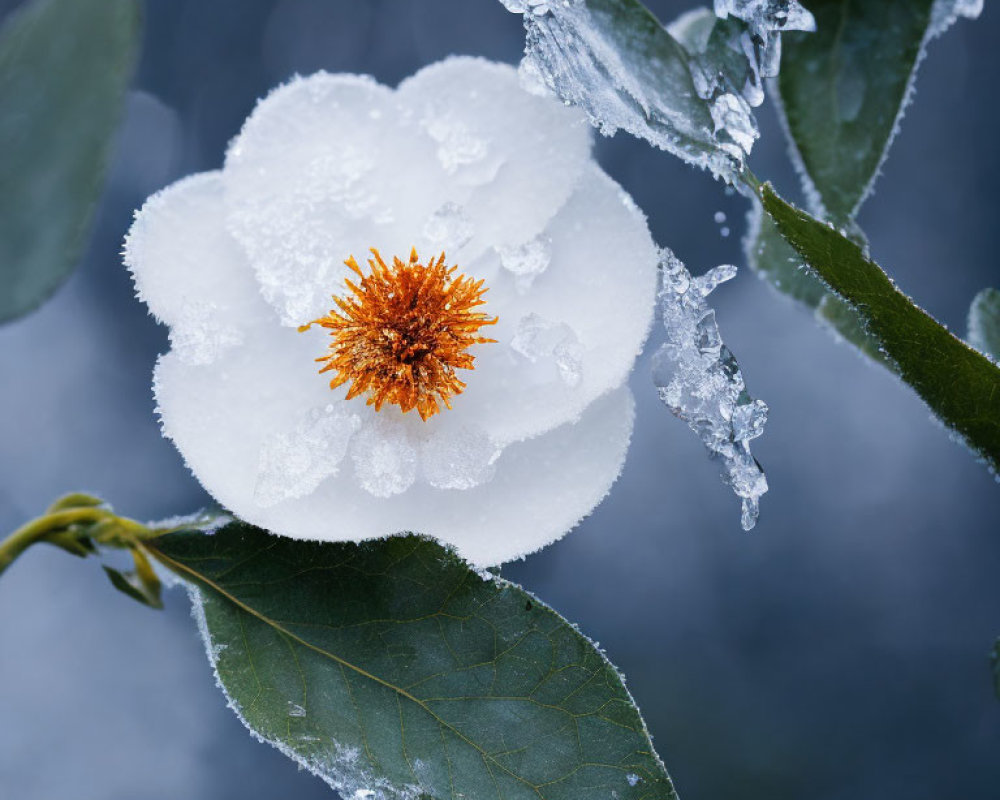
[300,247,498,420]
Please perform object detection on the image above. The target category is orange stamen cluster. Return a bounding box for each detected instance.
[300,248,498,420]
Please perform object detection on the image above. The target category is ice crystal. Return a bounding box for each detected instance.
[652,249,768,530]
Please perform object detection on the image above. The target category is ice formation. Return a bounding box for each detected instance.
[501,0,813,184]
[125,58,659,567]
[929,0,983,38]
[652,249,768,530]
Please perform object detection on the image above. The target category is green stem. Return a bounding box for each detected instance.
[0,507,111,577]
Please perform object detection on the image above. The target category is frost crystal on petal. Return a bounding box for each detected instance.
[422,114,490,175]
[255,405,361,508]
[498,236,551,292]
[421,425,499,490]
[169,302,244,366]
[511,312,585,388]
[652,248,768,530]
[351,417,419,498]
[422,201,474,252]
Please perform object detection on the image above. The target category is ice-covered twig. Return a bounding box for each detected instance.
[652,249,768,530]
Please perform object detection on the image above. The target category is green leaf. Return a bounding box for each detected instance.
[760,184,1000,475]
[778,0,935,222]
[0,0,141,324]
[968,288,1000,361]
[147,524,676,800]
[101,546,163,609]
[747,202,885,361]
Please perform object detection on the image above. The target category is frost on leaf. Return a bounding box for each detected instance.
[968,288,1000,363]
[928,0,982,38]
[502,0,813,184]
[652,249,768,530]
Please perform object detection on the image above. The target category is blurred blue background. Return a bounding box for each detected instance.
[1,1,998,798]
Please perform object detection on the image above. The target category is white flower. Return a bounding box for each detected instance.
[124,57,658,566]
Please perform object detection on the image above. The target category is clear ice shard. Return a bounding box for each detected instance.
[500,0,813,184]
[652,248,768,530]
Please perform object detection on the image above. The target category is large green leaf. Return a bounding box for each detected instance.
[761,184,1000,475]
[147,524,677,800]
[968,288,1000,362]
[0,0,141,323]
[778,0,935,222]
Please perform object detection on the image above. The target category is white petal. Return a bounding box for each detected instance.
[397,57,593,255]
[123,172,272,364]
[154,321,353,512]
[156,321,634,565]
[223,73,453,326]
[413,164,658,446]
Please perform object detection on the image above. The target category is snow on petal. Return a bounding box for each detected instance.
[124,172,273,365]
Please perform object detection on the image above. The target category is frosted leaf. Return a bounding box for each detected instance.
[967,288,1000,363]
[503,0,812,183]
[710,92,757,156]
[511,312,584,388]
[351,416,419,498]
[773,0,980,222]
[254,404,361,508]
[713,1,816,40]
[684,2,814,129]
[652,248,768,530]
[497,236,551,292]
[422,201,474,252]
[420,425,499,490]
[508,0,743,182]
[667,9,718,53]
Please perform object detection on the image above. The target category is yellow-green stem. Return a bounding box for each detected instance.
[0,507,111,577]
